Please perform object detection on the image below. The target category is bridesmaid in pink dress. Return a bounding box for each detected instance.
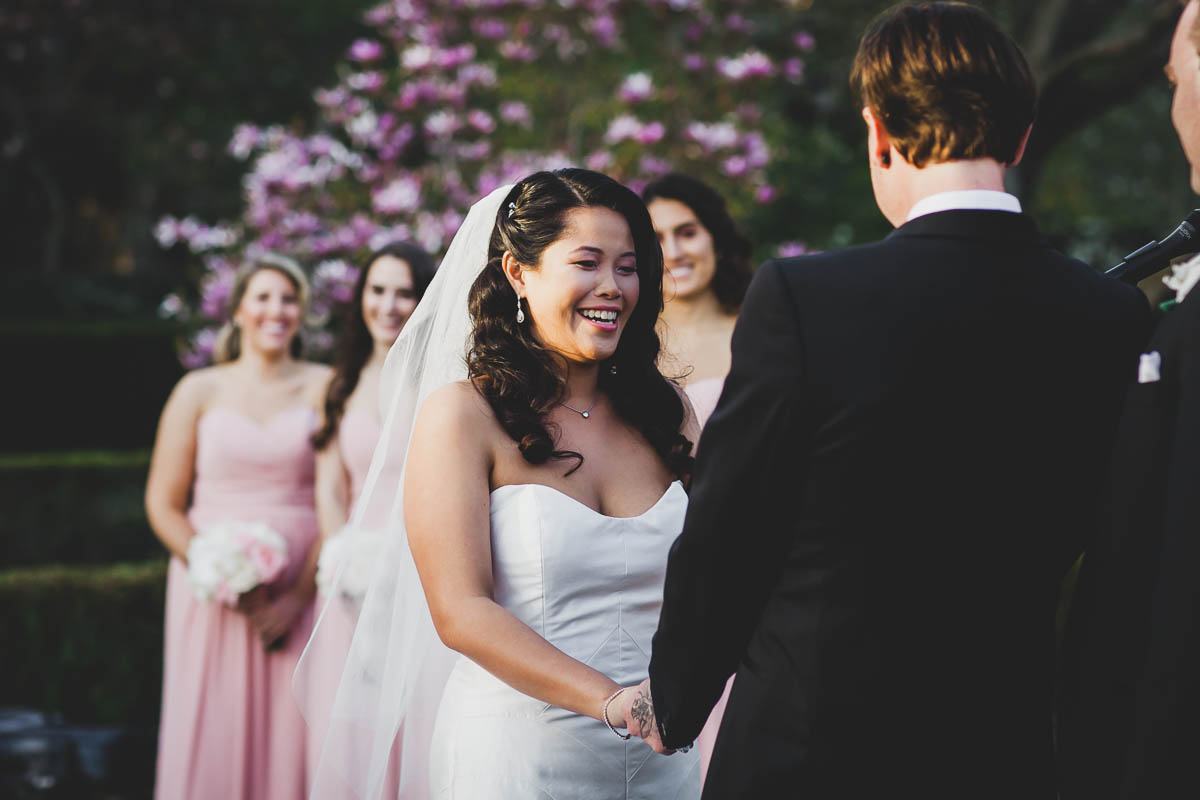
[145,254,331,800]
[301,242,434,796]
[643,174,754,779]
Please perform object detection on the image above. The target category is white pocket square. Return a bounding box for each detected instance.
[1139,351,1162,384]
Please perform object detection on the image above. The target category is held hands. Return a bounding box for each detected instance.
[609,679,675,755]
[238,584,308,650]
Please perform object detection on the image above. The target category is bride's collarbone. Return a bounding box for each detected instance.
[490,443,674,519]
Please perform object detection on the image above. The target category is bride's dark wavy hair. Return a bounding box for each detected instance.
[467,168,693,478]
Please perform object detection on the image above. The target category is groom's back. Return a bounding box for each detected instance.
[712,210,1148,798]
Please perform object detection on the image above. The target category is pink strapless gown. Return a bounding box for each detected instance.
[303,410,409,797]
[684,376,724,429]
[155,406,318,800]
[684,377,733,787]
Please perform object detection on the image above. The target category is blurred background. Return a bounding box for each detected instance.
[0,0,1189,795]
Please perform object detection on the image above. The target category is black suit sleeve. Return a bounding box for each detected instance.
[649,259,807,748]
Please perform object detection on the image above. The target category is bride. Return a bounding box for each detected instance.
[306,169,701,799]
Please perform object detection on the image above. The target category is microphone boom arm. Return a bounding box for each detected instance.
[1107,209,1200,284]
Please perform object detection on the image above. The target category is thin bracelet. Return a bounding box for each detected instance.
[602,688,631,740]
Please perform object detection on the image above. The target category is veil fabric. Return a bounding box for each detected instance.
[296,185,513,799]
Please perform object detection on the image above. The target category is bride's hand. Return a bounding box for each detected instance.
[610,679,675,755]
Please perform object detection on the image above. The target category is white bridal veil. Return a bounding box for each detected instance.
[296,184,514,799]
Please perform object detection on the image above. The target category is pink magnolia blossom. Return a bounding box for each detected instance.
[402,44,435,71]
[500,101,532,127]
[424,110,460,137]
[589,14,619,48]
[458,63,498,87]
[793,31,816,51]
[776,241,810,258]
[472,18,509,40]
[683,53,704,71]
[438,43,476,69]
[784,58,805,83]
[686,121,739,152]
[586,150,614,171]
[228,124,261,160]
[635,121,665,144]
[499,41,536,62]
[755,185,776,203]
[618,72,653,103]
[372,175,422,215]
[716,50,773,81]
[724,12,750,34]
[154,216,179,248]
[721,155,749,177]
[604,114,643,144]
[348,71,386,92]
[348,38,385,62]
[639,154,671,176]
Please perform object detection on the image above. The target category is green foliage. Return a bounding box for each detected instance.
[0,461,158,568]
[0,561,167,725]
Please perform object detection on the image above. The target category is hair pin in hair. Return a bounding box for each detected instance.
[508,201,516,218]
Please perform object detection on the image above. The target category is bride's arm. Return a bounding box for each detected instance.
[405,382,625,725]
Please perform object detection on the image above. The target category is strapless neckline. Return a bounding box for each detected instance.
[489,480,683,520]
[199,405,313,430]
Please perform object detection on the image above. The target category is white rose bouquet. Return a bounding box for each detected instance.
[187,520,289,606]
[316,526,385,602]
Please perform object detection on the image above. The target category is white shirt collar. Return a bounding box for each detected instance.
[905,189,1022,222]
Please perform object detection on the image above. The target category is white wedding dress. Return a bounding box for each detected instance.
[428,480,701,799]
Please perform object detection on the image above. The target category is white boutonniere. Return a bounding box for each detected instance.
[1163,253,1200,303]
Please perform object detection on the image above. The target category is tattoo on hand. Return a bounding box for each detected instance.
[630,689,655,740]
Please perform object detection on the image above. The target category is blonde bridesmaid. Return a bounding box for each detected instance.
[145,254,329,800]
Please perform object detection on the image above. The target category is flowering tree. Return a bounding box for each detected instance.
[157,0,816,366]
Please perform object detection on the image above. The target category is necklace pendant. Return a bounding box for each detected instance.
[581,411,589,419]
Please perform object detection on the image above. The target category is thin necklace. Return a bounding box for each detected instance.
[560,394,599,419]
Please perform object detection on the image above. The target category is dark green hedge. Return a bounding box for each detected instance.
[0,325,182,453]
[0,456,161,568]
[0,561,166,726]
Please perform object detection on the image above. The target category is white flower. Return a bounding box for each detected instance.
[401,44,435,70]
[1163,253,1200,303]
[316,527,386,600]
[154,217,179,248]
[187,520,289,606]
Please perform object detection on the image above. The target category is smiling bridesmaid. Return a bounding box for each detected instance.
[643,175,753,785]
[145,254,330,800]
[643,174,753,428]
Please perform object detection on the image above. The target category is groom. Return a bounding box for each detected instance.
[640,4,1151,797]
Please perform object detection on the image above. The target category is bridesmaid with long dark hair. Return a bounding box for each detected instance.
[310,242,436,530]
[299,242,434,785]
[145,254,329,800]
[643,173,753,427]
[642,174,753,784]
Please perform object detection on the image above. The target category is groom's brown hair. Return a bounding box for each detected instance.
[851,2,1036,168]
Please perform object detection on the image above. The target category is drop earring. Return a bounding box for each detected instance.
[516,295,525,324]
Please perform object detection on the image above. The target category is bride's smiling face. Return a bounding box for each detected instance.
[506,206,640,365]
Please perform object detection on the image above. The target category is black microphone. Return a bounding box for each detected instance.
[1107,209,1200,284]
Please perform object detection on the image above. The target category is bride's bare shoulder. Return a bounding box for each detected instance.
[416,380,500,434]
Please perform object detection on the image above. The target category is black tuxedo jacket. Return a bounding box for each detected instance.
[649,210,1151,799]
[1059,291,1200,799]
